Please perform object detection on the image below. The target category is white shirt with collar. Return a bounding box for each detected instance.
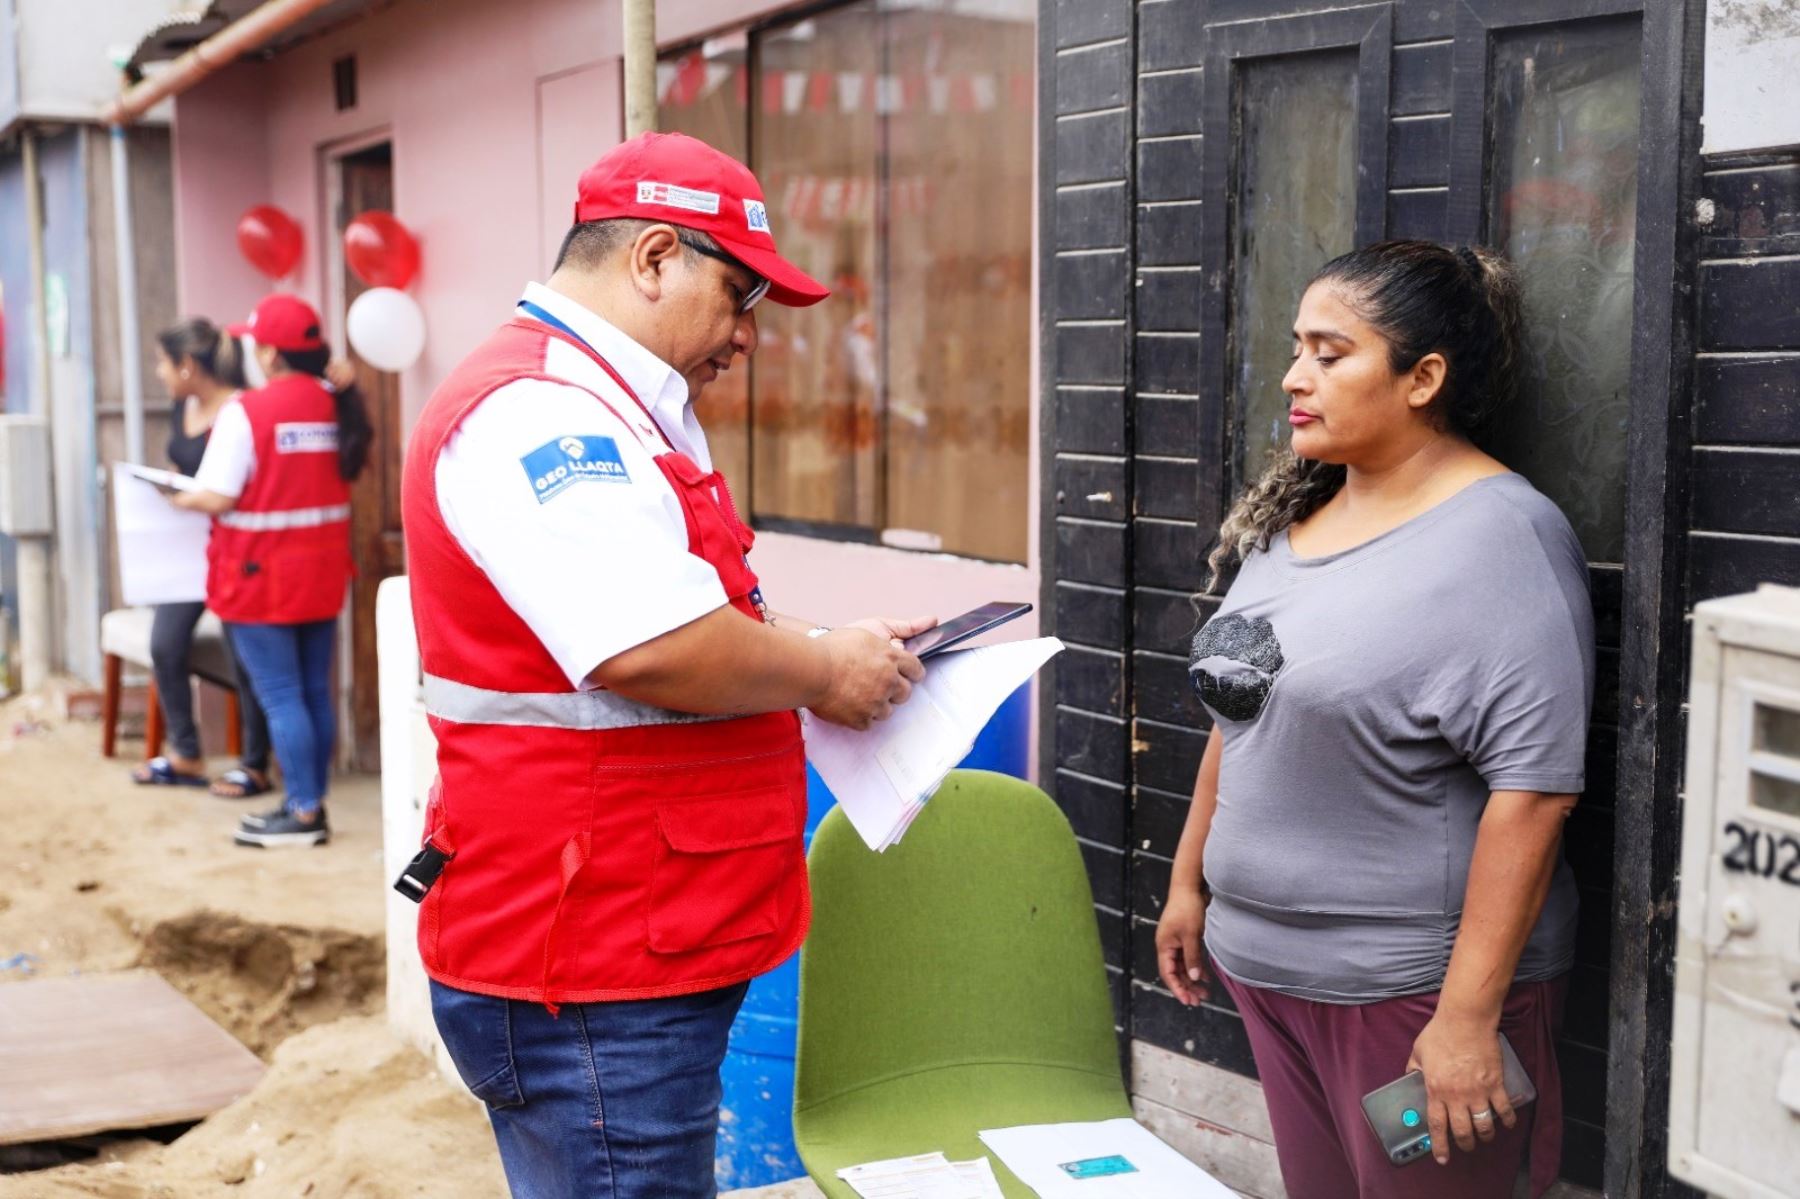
[434,283,728,689]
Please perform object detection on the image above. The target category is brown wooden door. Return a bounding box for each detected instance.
[336,144,405,772]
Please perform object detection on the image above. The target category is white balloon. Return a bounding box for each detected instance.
[346,286,426,372]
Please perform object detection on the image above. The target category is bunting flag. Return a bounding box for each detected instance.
[657,50,1024,117]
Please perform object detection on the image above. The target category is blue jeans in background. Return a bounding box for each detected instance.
[225,619,336,815]
[430,979,750,1199]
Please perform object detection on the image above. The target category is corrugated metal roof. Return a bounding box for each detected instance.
[125,0,390,80]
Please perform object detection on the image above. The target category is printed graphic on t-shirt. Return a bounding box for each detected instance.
[521,434,632,503]
[1189,613,1285,722]
[274,422,338,454]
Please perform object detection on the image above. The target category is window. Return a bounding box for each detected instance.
[1229,51,1360,488]
[1483,19,1640,565]
[659,0,1035,562]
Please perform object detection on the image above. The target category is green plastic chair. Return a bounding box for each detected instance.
[793,769,1133,1197]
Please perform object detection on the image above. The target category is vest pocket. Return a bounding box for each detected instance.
[264,544,352,617]
[647,788,800,954]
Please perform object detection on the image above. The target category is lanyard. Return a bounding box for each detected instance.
[517,299,671,451]
[517,300,589,351]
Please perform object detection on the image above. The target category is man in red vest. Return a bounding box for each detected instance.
[400,132,931,1198]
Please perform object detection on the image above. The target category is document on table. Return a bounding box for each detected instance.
[112,462,210,606]
[802,637,1064,852]
[978,1118,1239,1198]
[837,1151,1004,1199]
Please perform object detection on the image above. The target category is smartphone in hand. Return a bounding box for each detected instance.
[1360,1032,1536,1166]
[900,602,1031,660]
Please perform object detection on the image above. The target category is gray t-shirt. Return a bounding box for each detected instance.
[1193,473,1593,1003]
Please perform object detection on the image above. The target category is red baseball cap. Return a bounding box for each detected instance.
[229,293,325,352]
[574,132,829,308]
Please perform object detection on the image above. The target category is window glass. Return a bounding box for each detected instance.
[751,6,883,532]
[1231,51,1359,488]
[660,0,1035,561]
[1485,19,1640,565]
[881,0,1035,561]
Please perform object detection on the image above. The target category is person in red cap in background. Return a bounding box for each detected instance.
[398,131,933,1198]
[173,293,373,848]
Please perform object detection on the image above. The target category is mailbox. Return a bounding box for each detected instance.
[1670,585,1800,1197]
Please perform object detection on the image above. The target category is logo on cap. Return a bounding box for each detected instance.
[744,199,771,235]
[636,180,721,216]
[560,436,587,458]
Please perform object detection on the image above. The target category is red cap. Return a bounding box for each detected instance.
[229,293,325,352]
[574,132,828,308]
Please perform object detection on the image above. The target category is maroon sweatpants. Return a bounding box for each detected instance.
[1215,966,1569,1199]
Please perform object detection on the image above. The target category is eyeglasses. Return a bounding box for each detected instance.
[677,232,770,314]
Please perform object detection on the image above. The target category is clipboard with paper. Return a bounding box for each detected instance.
[802,637,1063,851]
[111,462,211,606]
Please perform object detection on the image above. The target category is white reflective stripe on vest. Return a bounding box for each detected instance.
[217,502,352,532]
[422,672,731,731]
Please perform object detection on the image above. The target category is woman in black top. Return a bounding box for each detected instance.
[131,319,272,797]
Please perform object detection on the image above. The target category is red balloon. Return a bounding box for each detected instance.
[236,205,304,279]
[343,211,421,290]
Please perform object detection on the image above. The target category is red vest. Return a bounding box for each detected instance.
[207,374,353,624]
[401,317,809,1008]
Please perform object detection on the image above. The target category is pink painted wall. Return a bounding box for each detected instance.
[170,0,1042,760]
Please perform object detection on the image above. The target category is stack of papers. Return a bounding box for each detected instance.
[112,462,209,606]
[978,1118,1239,1198]
[803,637,1064,851]
[837,1152,1005,1199]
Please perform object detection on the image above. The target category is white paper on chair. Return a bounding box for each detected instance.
[112,462,210,606]
[837,1151,1005,1199]
[803,637,1064,852]
[978,1118,1239,1198]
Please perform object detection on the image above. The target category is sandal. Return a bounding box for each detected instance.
[210,767,272,800]
[133,756,209,787]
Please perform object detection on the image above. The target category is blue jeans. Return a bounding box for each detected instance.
[430,979,750,1199]
[225,619,336,815]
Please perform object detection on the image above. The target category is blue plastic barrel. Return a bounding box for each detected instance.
[714,682,1033,1189]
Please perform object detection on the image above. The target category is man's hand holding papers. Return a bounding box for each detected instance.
[803,637,1064,851]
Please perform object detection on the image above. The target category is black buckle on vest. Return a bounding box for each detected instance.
[393,840,453,903]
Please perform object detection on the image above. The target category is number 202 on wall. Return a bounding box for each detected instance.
[1720,820,1800,887]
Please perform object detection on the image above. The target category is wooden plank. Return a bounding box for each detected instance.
[1386,187,1450,241]
[1130,983,1260,1077]
[1133,649,1205,727]
[0,970,265,1145]
[1694,356,1800,446]
[1132,1040,1275,1139]
[1691,447,1800,537]
[1133,1094,1285,1198]
[1389,115,1452,187]
[1698,258,1800,351]
[1688,532,1800,603]
[1391,40,1453,115]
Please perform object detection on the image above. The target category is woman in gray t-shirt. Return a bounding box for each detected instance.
[1154,240,1594,1199]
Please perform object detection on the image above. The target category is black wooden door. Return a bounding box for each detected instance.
[1044,2,1693,1194]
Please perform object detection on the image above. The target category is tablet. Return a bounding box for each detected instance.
[902,602,1032,659]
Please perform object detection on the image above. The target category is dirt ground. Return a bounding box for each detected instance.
[0,690,820,1199]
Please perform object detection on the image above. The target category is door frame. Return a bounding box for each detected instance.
[1448,4,1702,1195]
[318,127,402,772]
